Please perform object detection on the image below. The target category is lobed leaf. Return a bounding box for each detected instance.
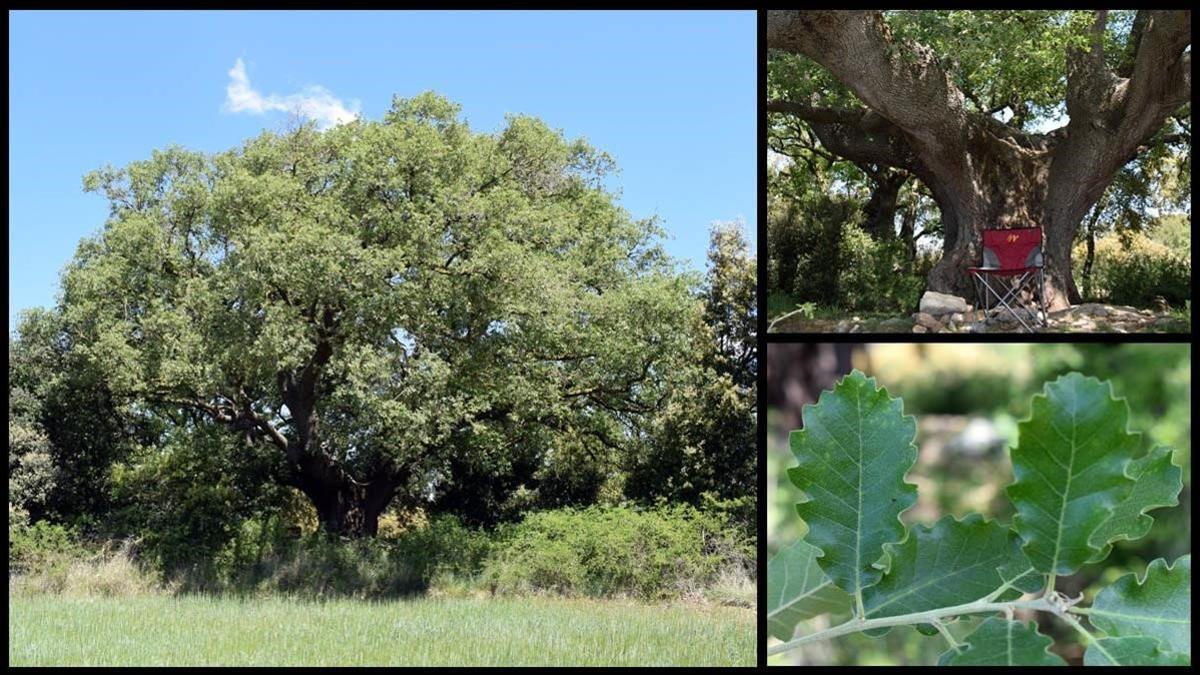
[1086,447,1182,562]
[1088,555,1190,656]
[767,540,852,641]
[1083,636,1189,666]
[1006,373,1138,576]
[789,370,918,599]
[937,616,1065,666]
[862,514,1041,631]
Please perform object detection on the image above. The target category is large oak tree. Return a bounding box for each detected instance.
[61,93,695,538]
[768,10,1190,308]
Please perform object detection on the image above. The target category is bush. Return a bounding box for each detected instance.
[767,192,933,314]
[199,512,493,599]
[9,518,160,596]
[1075,231,1191,308]
[9,518,86,575]
[836,225,928,313]
[482,504,751,600]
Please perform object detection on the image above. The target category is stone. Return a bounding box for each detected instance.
[912,325,928,334]
[912,312,942,330]
[949,312,965,323]
[878,317,912,332]
[919,291,970,316]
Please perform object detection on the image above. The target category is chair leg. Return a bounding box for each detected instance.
[1037,268,1047,327]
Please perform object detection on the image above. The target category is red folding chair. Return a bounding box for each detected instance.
[967,227,1047,332]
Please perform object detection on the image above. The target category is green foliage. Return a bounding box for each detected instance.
[789,371,917,600]
[59,92,697,533]
[482,505,750,600]
[1075,230,1191,308]
[1008,373,1140,576]
[835,225,928,312]
[770,370,1188,666]
[10,308,143,525]
[9,520,86,575]
[863,515,1040,623]
[108,424,289,576]
[767,192,932,314]
[885,11,1101,124]
[1088,555,1190,657]
[1084,637,1190,666]
[767,540,852,640]
[623,222,756,512]
[210,513,493,598]
[1087,447,1182,561]
[937,617,1065,666]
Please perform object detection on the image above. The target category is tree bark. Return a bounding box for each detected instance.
[767,10,1191,310]
[296,468,400,538]
[858,165,908,240]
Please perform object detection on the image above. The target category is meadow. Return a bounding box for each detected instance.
[9,594,755,667]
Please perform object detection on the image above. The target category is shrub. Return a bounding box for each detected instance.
[482,504,750,600]
[1075,231,1191,308]
[835,225,928,313]
[9,519,160,597]
[201,512,493,599]
[9,518,86,575]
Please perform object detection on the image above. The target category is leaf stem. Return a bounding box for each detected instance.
[767,596,1056,657]
[930,618,962,654]
[982,567,1037,603]
[1057,610,1111,662]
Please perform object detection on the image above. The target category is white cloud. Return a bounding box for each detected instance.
[223,58,360,129]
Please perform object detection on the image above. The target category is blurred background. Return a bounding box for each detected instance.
[766,343,1191,666]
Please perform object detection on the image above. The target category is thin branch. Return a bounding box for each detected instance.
[768,596,1056,656]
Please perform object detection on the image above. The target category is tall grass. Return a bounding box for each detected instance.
[9,595,755,666]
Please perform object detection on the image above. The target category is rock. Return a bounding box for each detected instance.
[912,325,928,334]
[919,291,970,316]
[835,320,851,333]
[912,312,942,331]
[949,312,965,323]
[878,317,912,332]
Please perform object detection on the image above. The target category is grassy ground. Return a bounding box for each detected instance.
[9,594,755,666]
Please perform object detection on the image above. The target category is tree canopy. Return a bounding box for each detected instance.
[53,92,709,537]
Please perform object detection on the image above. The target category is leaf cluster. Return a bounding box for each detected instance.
[769,370,1188,666]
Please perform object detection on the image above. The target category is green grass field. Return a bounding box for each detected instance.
[9,594,755,666]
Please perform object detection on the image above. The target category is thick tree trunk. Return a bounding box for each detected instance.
[921,124,1080,307]
[295,463,400,538]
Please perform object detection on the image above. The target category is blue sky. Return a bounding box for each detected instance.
[8,10,756,329]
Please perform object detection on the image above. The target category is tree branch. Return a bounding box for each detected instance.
[768,596,1057,656]
[767,100,897,134]
[767,10,971,155]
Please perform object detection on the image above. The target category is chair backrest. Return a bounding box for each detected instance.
[981,227,1043,269]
